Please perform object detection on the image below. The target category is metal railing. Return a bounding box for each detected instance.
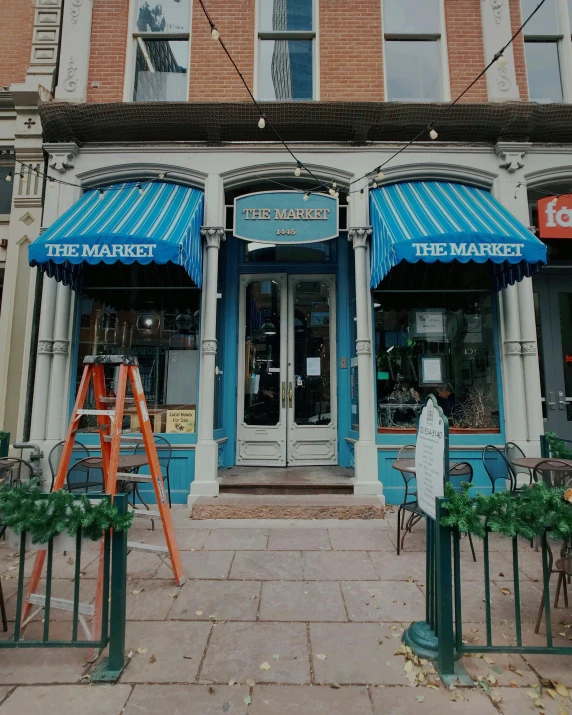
[429,497,572,680]
[0,493,128,682]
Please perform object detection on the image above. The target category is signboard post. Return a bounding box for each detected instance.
[403,395,458,677]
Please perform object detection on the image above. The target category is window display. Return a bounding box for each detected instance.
[374,290,500,432]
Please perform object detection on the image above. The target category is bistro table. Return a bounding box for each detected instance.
[83,454,148,472]
[511,457,572,471]
[391,459,472,476]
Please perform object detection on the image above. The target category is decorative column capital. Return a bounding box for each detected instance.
[202,339,217,355]
[356,339,371,355]
[521,340,538,356]
[495,142,532,173]
[504,340,522,356]
[348,227,372,250]
[45,142,80,174]
[201,227,226,249]
[52,340,70,355]
[38,339,54,355]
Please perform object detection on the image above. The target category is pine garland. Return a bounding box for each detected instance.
[0,481,133,543]
[440,482,572,542]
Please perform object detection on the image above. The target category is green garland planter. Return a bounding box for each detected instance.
[0,482,133,551]
[440,481,572,542]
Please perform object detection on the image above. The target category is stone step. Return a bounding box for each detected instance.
[191,494,384,520]
[219,485,354,495]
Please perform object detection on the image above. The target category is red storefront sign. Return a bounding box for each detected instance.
[538,195,572,239]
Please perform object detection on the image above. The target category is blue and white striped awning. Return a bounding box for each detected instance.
[29,181,204,287]
[370,181,546,290]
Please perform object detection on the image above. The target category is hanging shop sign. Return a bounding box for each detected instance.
[234,191,338,244]
[538,195,572,239]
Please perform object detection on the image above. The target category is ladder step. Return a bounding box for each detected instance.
[131,509,161,519]
[76,409,116,417]
[99,397,136,403]
[103,436,141,443]
[29,593,95,616]
[116,472,153,482]
[127,541,169,554]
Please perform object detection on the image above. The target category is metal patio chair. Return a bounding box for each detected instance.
[48,439,90,492]
[505,441,534,491]
[395,445,423,555]
[482,445,514,493]
[133,435,173,507]
[65,457,105,494]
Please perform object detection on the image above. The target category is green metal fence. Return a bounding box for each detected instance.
[407,497,572,682]
[0,493,128,683]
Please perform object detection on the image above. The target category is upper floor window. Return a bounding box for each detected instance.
[521,0,570,102]
[132,0,190,101]
[383,0,445,102]
[257,0,315,101]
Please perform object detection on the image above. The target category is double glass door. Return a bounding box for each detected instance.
[534,274,572,438]
[237,274,337,466]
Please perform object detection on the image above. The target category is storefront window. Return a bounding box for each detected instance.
[76,265,200,435]
[374,290,500,433]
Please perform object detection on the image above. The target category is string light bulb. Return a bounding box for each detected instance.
[360,189,364,198]
[211,27,220,40]
[158,172,166,179]
[346,193,351,203]
[258,116,266,129]
[429,128,438,140]
[294,162,302,177]
[497,54,507,69]
[372,181,378,189]
[334,191,339,199]
[377,169,384,181]
[332,180,337,188]
[328,187,335,196]
[99,188,105,200]
[49,179,55,188]
[5,171,12,182]
[137,183,144,195]
[303,192,310,201]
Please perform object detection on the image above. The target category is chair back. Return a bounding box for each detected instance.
[533,459,572,489]
[66,457,104,494]
[448,462,473,492]
[134,435,172,473]
[482,445,513,492]
[505,442,533,489]
[397,444,415,461]
[48,440,90,491]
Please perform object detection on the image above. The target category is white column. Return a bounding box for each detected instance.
[190,227,225,500]
[501,284,528,445]
[29,277,58,440]
[54,0,95,103]
[349,228,383,498]
[518,277,544,454]
[480,0,521,101]
[45,282,72,440]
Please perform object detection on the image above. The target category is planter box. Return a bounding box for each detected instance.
[0,432,9,458]
[449,427,500,434]
[6,528,86,553]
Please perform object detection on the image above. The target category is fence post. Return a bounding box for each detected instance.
[92,493,128,683]
[435,497,455,677]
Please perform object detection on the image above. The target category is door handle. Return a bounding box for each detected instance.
[558,391,566,410]
[282,382,286,408]
[288,382,293,408]
[548,391,556,410]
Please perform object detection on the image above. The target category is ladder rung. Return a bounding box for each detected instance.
[103,436,141,443]
[116,473,153,482]
[76,409,116,417]
[131,509,161,519]
[29,593,95,616]
[127,541,168,554]
[99,397,136,404]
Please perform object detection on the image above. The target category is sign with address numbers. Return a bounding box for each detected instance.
[415,395,450,521]
[234,191,339,244]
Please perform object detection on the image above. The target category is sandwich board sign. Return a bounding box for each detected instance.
[415,395,449,520]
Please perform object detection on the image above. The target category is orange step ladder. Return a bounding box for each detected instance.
[22,355,185,637]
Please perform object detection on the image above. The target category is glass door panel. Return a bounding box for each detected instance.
[557,292,572,422]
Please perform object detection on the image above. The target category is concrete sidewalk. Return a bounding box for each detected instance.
[0,508,571,714]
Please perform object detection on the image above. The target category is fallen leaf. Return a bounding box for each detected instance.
[127,650,134,659]
[479,679,491,696]
[491,694,503,705]
[195,611,203,616]
[183,655,193,659]
[132,589,144,595]
[304,591,309,595]
[558,707,570,715]
[315,654,327,660]
[501,588,512,596]
[330,683,341,689]
[493,666,503,675]
[170,592,180,599]
[555,683,570,698]
[487,673,497,685]
[149,654,156,664]
[509,665,523,676]
[228,677,237,686]
[404,660,413,673]
[483,656,495,665]
[7,566,16,571]
[222,704,230,713]
[509,681,519,688]
[272,654,279,660]
[546,689,557,699]
[416,695,425,703]
[260,662,271,671]
[244,696,252,705]
[208,687,215,695]
[526,690,539,700]
[246,679,256,687]
[136,648,148,655]
[67,557,74,565]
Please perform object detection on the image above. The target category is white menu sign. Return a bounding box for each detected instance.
[415,398,447,520]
